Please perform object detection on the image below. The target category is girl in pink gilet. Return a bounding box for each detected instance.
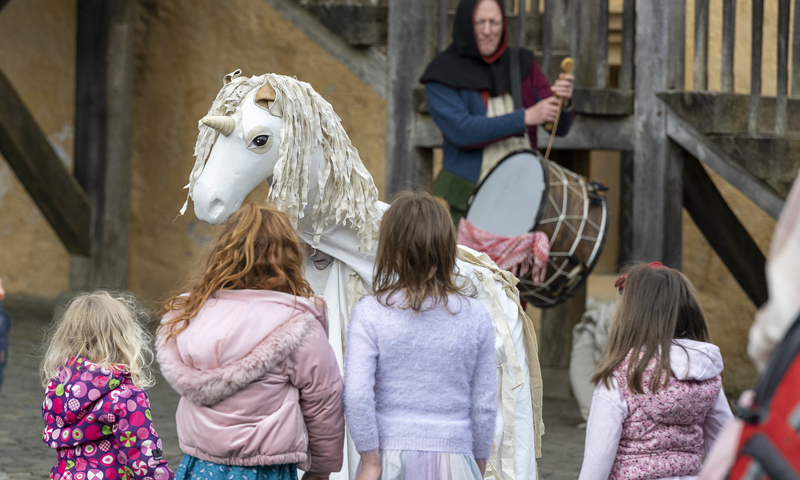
[578,263,734,480]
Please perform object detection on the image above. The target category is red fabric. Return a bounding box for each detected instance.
[614,262,665,294]
[458,218,549,285]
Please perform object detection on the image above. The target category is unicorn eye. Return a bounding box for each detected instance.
[250,135,270,148]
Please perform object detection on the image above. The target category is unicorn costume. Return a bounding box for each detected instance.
[181,71,544,480]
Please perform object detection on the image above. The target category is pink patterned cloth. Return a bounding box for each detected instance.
[610,356,722,480]
[457,218,549,284]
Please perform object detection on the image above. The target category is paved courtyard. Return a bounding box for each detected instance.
[0,304,585,480]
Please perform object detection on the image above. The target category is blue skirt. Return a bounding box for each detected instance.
[175,455,298,480]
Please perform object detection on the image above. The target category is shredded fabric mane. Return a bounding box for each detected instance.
[181,70,381,251]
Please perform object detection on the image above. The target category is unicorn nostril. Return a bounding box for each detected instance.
[209,198,225,219]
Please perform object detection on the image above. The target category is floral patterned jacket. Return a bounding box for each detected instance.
[42,356,174,480]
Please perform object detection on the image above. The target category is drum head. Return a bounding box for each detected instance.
[466,151,547,236]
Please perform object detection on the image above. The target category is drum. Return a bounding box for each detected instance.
[465,150,609,308]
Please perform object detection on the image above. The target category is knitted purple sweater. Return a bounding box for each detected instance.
[344,294,497,459]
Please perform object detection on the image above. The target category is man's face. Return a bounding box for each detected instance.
[473,0,503,57]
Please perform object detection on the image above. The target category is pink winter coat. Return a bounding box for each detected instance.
[156,290,344,476]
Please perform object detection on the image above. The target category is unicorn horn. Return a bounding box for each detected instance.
[201,116,235,136]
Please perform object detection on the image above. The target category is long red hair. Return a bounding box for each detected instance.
[160,204,314,341]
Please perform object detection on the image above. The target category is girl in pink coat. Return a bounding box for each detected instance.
[157,204,344,480]
[578,263,733,480]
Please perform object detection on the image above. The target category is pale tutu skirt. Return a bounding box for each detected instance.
[365,450,483,480]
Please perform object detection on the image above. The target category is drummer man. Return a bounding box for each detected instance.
[421,0,574,224]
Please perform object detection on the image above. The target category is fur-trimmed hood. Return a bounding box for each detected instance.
[157,289,327,407]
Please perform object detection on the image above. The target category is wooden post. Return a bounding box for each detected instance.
[438,0,448,52]
[720,0,736,92]
[749,0,763,135]
[386,0,437,197]
[574,0,601,87]
[543,0,570,79]
[596,0,610,89]
[618,151,634,266]
[776,0,790,135]
[71,0,134,289]
[633,0,685,268]
[517,0,526,47]
[618,0,635,90]
[693,0,709,90]
[793,0,800,97]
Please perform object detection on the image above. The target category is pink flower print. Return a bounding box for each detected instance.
[113,404,127,418]
[44,426,53,441]
[118,419,129,432]
[129,412,145,427]
[87,470,104,480]
[75,472,86,480]
[61,428,72,442]
[154,467,168,480]
[72,429,84,441]
[126,400,137,413]
[56,416,65,428]
[120,431,137,448]
[140,441,154,456]
[137,393,149,408]
[137,427,149,441]
[117,451,127,465]
[132,461,147,476]
[100,454,115,467]
[72,382,88,398]
[62,472,73,480]
[53,398,64,415]
[81,372,93,382]
[88,459,98,469]
[75,458,88,472]
[92,376,108,388]
[149,424,156,437]
[69,398,81,411]
[99,439,111,452]
[83,442,97,456]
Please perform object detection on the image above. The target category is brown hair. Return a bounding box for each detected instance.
[591,263,709,394]
[373,191,472,312]
[160,204,314,341]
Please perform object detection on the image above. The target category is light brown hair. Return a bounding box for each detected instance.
[41,291,155,388]
[160,204,314,341]
[592,263,709,394]
[373,191,472,312]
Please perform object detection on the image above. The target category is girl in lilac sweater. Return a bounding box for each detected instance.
[344,191,497,480]
[579,263,734,480]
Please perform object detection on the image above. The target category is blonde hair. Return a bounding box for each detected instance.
[41,291,155,388]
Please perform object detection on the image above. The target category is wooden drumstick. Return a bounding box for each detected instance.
[544,57,574,131]
[544,57,574,160]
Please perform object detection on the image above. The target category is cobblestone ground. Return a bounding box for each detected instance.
[0,307,585,480]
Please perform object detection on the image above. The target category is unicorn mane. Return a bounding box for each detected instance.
[183,70,381,251]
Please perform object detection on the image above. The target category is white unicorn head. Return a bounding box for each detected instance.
[182,70,380,251]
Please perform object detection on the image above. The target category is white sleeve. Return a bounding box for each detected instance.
[704,389,734,454]
[578,378,627,480]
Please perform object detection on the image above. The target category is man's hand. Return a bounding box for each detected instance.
[551,73,574,100]
[356,452,382,480]
[524,96,560,126]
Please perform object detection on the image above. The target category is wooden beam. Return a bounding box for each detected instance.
[618,0,635,90]
[665,109,784,218]
[683,154,768,307]
[438,0,448,52]
[0,69,90,255]
[262,0,387,98]
[386,0,437,195]
[720,0,736,92]
[633,0,685,267]
[693,0,709,90]
[658,90,800,136]
[575,0,601,87]
[749,0,764,134]
[413,113,634,151]
[572,88,633,115]
[776,0,790,135]
[710,135,800,186]
[543,0,570,79]
[72,0,134,289]
[793,0,800,97]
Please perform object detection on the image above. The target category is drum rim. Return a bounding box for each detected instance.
[466,149,549,233]
[526,193,611,308]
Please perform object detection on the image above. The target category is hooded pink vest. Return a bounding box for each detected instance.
[610,355,722,480]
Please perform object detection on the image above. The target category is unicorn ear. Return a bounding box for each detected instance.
[255,81,283,117]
